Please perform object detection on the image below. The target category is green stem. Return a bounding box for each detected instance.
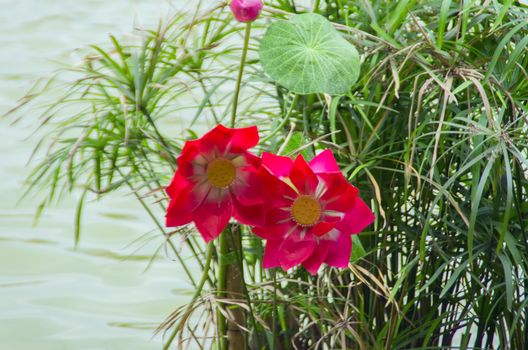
[140,106,177,167]
[217,22,252,350]
[126,181,197,287]
[163,243,215,350]
[115,165,197,288]
[314,0,321,12]
[217,227,229,350]
[230,227,259,349]
[230,22,252,128]
[217,22,251,350]
[261,94,299,144]
[271,269,277,350]
[125,158,203,286]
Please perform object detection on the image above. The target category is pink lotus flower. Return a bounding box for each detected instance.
[253,150,375,274]
[165,125,264,242]
[230,0,263,22]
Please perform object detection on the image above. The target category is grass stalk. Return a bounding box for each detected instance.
[162,242,215,350]
[230,22,252,128]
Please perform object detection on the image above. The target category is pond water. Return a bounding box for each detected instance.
[0,1,195,349]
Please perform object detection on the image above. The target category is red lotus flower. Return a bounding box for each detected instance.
[165,125,264,242]
[253,150,375,274]
[230,0,263,22]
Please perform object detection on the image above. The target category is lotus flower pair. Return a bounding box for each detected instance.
[165,125,375,274]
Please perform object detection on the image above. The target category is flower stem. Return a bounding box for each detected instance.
[217,22,252,350]
[217,227,229,350]
[230,22,252,128]
[271,268,278,350]
[314,0,321,12]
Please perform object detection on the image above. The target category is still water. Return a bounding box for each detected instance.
[0,1,194,348]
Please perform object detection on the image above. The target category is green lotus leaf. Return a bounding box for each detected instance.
[259,13,360,95]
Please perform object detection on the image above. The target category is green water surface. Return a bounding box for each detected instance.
[0,1,194,348]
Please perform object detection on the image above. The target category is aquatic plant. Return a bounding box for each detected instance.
[7,0,528,349]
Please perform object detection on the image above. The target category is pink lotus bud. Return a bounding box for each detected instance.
[230,0,263,23]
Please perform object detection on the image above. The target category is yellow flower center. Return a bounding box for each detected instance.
[291,195,321,226]
[207,158,236,188]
